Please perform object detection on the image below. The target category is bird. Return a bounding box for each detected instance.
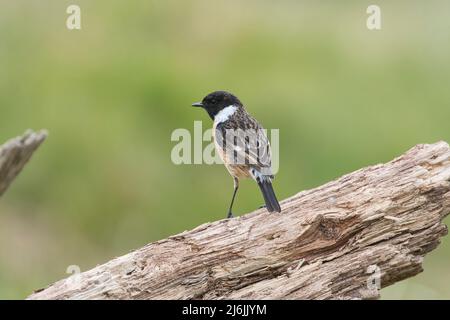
[192,90,281,218]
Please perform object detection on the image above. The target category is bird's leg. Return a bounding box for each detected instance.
[227,177,239,218]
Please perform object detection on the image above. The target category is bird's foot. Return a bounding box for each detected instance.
[227,211,234,219]
[259,204,266,209]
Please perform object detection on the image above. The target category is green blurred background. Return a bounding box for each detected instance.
[0,0,449,299]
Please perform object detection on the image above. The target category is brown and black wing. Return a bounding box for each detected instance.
[215,110,273,176]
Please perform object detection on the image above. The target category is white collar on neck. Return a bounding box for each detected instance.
[214,105,237,124]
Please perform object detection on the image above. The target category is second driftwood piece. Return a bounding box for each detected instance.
[0,130,47,197]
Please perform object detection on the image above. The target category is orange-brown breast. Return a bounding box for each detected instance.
[213,123,251,179]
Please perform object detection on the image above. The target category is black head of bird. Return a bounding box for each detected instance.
[192,91,242,120]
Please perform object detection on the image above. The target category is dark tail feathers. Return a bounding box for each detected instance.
[257,180,281,213]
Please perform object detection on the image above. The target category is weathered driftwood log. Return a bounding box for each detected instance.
[0,130,47,197]
[28,141,450,300]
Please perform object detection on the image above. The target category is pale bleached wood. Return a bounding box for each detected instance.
[28,141,450,300]
[0,130,47,197]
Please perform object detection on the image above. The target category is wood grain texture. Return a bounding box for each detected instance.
[28,141,450,300]
[0,130,47,197]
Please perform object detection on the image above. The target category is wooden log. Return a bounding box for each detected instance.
[28,141,450,300]
[0,130,47,197]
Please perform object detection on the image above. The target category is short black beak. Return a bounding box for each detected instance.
[192,102,203,107]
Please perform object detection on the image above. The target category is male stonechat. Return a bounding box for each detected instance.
[192,91,281,218]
